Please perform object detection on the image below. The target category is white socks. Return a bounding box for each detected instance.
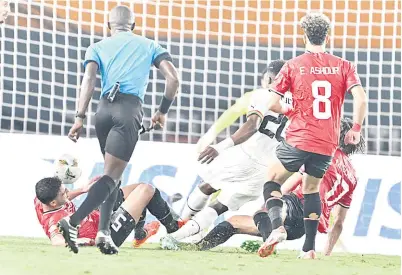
[181,187,210,220]
[171,207,219,241]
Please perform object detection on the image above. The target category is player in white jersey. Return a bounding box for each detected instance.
[161,60,289,250]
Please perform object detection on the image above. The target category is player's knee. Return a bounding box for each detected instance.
[199,182,217,195]
[137,183,155,200]
[266,160,292,184]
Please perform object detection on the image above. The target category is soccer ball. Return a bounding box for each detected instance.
[54,154,82,184]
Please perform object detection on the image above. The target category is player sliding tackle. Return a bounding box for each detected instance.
[194,118,365,257]
[256,13,367,259]
[160,60,289,250]
[35,175,185,248]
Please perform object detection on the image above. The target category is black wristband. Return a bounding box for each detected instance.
[75,112,86,119]
[158,96,174,114]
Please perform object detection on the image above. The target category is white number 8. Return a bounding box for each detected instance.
[312,80,331,119]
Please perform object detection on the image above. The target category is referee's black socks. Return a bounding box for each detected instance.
[263,181,284,230]
[302,192,321,252]
[146,188,179,233]
[70,175,117,227]
[98,181,120,233]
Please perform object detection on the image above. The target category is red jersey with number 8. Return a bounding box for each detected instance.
[271,52,361,156]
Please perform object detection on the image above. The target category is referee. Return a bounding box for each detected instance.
[58,5,180,255]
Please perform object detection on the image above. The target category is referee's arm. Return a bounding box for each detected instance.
[76,44,100,118]
[158,60,180,103]
[152,42,180,116]
[76,62,98,117]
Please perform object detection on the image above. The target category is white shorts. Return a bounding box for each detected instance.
[198,145,276,211]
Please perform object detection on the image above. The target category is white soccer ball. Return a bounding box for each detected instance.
[54,154,82,184]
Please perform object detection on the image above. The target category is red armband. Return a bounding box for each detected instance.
[352,123,361,132]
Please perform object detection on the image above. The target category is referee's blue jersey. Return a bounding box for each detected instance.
[83,32,170,102]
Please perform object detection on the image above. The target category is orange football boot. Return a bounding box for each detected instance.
[177,218,188,229]
[132,221,160,248]
[258,226,287,258]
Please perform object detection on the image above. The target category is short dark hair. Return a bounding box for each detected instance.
[300,13,331,46]
[35,177,62,204]
[260,59,286,81]
[339,117,366,156]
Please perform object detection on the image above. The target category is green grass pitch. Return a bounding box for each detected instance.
[0,237,399,275]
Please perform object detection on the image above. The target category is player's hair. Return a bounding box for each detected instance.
[260,59,286,82]
[35,177,62,205]
[339,117,366,156]
[300,13,331,46]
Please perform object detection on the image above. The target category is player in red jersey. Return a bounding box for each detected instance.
[35,176,183,250]
[195,118,364,259]
[256,13,367,258]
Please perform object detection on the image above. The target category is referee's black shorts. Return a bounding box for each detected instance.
[276,141,332,178]
[95,93,143,162]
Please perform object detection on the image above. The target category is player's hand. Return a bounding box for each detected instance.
[198,146,219,164]
[196,130,216,154]
[68,118,84,142]
[344,129,361,145]
[81,175,101,193]
[151,110,166,130]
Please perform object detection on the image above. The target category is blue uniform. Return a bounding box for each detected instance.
[84,32,170,102]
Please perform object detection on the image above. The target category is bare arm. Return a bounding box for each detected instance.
[267,92,286,114]
[76,62,98,116]
[151,60,180,127]
[66,188,85,201]
[66,177,98,200]
[196,93,252,153]
[230,114,261,145]
[350,85,367,126]
[198,114,261,164]
[158,60,180,100]
[324,204,348,256]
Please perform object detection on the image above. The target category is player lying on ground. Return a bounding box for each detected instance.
[255,12,367,258]
[160,59,289,250]
[193,118,365,257]
[35,176,184,248]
